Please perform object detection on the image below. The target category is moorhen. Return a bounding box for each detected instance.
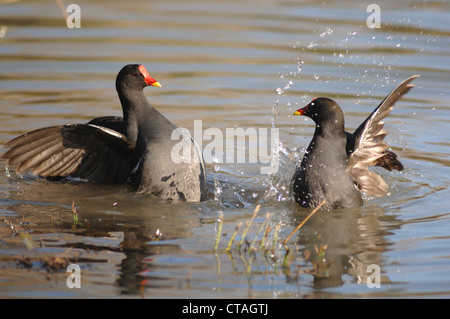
[291,75,419,210]
[1,64,207,202]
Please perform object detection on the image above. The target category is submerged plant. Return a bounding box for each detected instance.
[214,200,328,279]
[71,201,81,229]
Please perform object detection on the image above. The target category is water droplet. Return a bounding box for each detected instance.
[307,42,318,49]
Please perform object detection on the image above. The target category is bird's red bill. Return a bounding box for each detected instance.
[138,65,161,87]
[293,106,308,116]
[294,98,317,115]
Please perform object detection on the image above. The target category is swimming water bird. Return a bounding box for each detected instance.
[1,64,207,202]
[291,75,419,210]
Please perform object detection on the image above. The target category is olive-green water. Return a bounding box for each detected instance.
[0,0,449,298]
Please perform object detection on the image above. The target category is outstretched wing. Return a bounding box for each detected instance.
[87,116,125,134]
[347,75,419,196]
[1,123,138,183]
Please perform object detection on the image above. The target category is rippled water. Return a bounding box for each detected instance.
[0,0,449,298]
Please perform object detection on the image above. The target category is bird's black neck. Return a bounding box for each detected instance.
[117,87,150,144]
[117,86,175,146]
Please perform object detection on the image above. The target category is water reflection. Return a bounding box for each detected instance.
[117,228,155,295]
[292,205,397,290]
[113,202,400,296]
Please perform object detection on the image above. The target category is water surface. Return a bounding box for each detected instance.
[0,0,449,298]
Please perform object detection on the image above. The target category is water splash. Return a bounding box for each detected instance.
[276,80,293,95]
[319,27,334,38]
[262,45,307,203]
[213,158,222,204]
[5,166,11,179]
[274,58,304,126]
[306,42,318,49]
[262,142,302,203]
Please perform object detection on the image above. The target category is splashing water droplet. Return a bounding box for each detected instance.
[319,27,333,38]
[307,42,318,49]
[5,167,11,178]
[214,176,222,203]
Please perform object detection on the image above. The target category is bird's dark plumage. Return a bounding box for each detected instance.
[1,64,207,202]
[291,75,419,210]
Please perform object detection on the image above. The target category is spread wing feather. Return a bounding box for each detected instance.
[347,75,419,196]
[1,122,137,183]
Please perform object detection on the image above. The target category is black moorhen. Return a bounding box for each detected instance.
[291,75,419,210]
[1,64,207,202]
